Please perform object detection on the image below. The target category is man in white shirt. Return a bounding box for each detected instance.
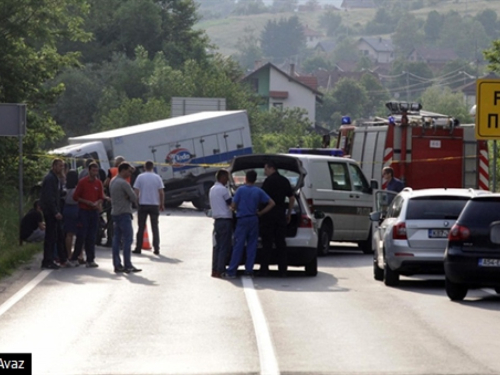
[132,161,164,255]
[208,169,233,278]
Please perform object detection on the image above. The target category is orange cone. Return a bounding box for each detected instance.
[142,224,152,250]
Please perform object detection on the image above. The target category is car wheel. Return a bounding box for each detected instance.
[383,261,399,286]
[445,277,468,301]
[304,256,318,277]
[317,223,332,256]
[373,256,384,281]
[358,227,373,254]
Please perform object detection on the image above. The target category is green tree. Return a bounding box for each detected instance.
[420,86,472,124]
[318,10,342,37]
[0,0,91,189]
[63,0,211,68]
[251,108,321,153]
[233,27,263,71]
[423,10,443,42]
[392,13,424,58]
[484,40,500,72]
[271,0,298,13]
[233,0,267,15]
[475,9,499,39]
[359,74,390,117]
[302,55,334,73]
[388,60,433,101]
[332,37,359,64]
[260,16,306,63]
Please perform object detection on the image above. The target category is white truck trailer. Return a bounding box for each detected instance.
[50,110,253,209]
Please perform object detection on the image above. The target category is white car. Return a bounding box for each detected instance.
[228,154,323,276]
[370,188,488,286]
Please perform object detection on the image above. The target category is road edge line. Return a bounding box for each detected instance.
[0,270,52,317]
[242,276,280,375]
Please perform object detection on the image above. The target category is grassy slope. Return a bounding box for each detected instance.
[196,0,500,57]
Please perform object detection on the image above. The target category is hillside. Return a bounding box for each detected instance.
[195,0,500,57]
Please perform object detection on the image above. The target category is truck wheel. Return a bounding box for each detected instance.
[445,277,468,301]
[304,256,318,276]
[384,260,399,286]
[317,223,332,256]
[358,227,373,254]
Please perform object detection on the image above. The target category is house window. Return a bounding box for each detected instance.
[251,78,259,92]
[273,102,283,109]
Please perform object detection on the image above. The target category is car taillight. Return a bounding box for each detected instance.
[392,222,407,240]
[306,198,314,213]
[299,214,313,228]
[448,224,470,241]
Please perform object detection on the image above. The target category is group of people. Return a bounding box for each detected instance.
[209,160,295,279]
[25,156,164,274]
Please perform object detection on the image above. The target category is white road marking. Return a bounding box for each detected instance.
[242,276,280,375]
[0,270,52,317]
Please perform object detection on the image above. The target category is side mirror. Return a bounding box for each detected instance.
[369,211,381,222]
[314,210,325,220]
[370,179,379,190]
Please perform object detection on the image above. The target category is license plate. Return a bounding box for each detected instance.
[478,258,500,267]
[428,229,449,238]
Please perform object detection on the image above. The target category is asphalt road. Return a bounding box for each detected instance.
[0,203,499,375]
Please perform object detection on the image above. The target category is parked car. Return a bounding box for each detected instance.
[370,188,488,286]
[227,154,323,276]
[444,194,500,301]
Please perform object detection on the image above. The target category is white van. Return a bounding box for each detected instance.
[286,153,377,255]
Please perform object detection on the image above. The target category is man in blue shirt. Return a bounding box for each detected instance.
[383,167,405,193]
[223,170,275,278]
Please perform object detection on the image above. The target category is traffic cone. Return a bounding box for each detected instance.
[142,224,152,250]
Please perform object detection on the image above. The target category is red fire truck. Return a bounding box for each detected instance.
[337,102,489,191]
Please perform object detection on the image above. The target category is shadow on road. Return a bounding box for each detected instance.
[223,270,348,293]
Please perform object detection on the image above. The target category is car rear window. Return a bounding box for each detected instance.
[406,197,469,220]
[459,199,500,227]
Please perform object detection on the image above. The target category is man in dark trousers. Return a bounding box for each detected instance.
[39,158,67,269]
[259,160,295,277]
[69,162,105,268]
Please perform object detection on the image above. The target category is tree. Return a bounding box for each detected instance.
[260,16,306,63]
[332,37,359,64]
[391,13,424,58]
[302,55,334,73]
[475,9,499,39]
[62,0,211,68]
[420,86,472,124]
[423,10,443,42]
[359,74,390,117]
[233,27,263,72]
[388,60,433,101]
[0,0,91,189]
[233,0,267,15]
[316,79,369,130]
[270,0,298,13]
[484,40,500,73]
[251,108,321,153]
[318,11,342,37]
